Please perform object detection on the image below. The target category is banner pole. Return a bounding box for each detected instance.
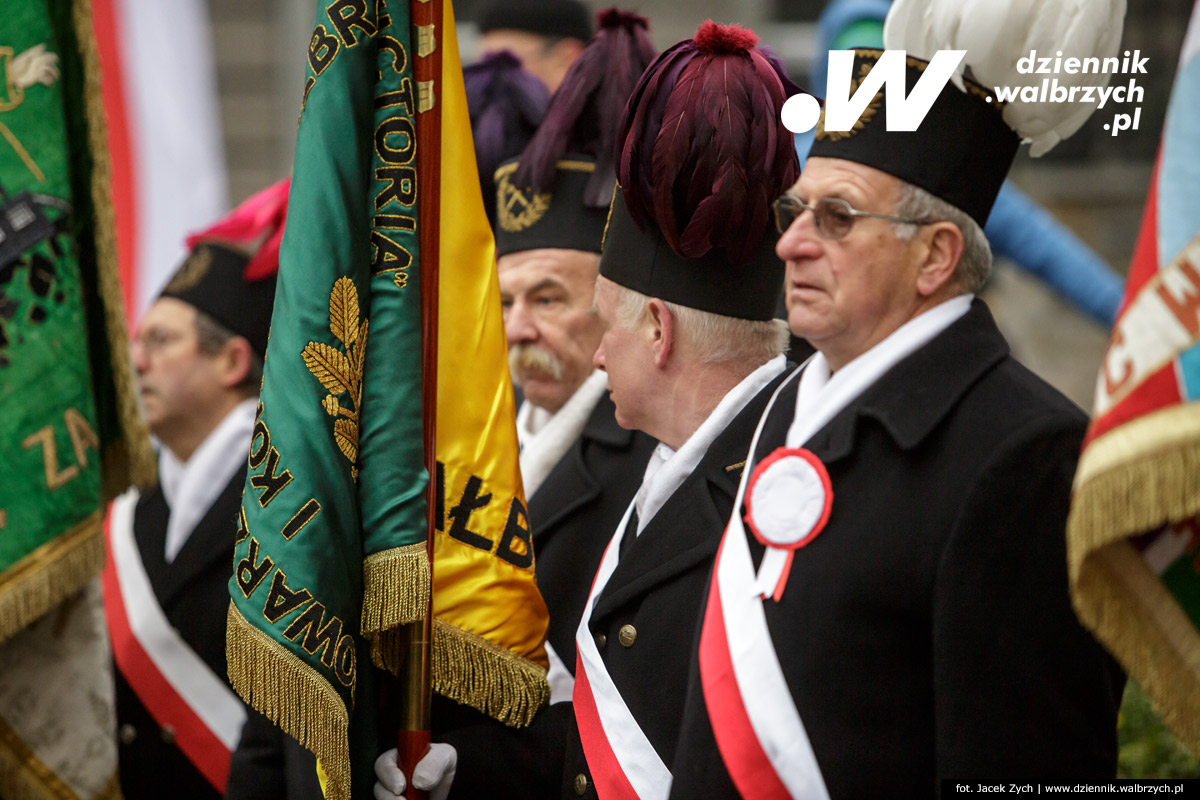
[397,0,443,795]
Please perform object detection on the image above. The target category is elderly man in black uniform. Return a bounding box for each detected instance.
[667,46,1126,799]
[493,8,658,704]
[105,222,281,799]
[374,20,801,800]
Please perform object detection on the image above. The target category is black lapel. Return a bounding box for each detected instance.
[157,468,247,608]
[132,486,172,603]
[528,394,635,541]
[758,300,1010,467]
[590,368,787,621]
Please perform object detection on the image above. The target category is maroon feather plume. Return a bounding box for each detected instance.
[512,8,656,208]
[615,21,800,265]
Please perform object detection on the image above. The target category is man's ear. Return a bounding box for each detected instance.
[646,298,674,369]
[915,221,964,298]
[216,336,255,389]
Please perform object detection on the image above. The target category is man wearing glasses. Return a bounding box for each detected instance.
[106,225,279,799]
[668,49,1125,798]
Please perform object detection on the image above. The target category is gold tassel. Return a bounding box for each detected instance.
[0,515,102,645]
[1067,443,1200,755]
[362,544,430,673]
[1068,445,1200,580]
[226,603,351,800]
[431,619,549,728]
[1073,543,1200,754]
[72,0,156,495]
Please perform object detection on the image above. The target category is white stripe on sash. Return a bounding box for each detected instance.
[574,501,672,799]
[108,491,246,749]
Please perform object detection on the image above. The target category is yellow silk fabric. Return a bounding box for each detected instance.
[432,7,549,672]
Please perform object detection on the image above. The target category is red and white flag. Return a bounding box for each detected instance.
[91,0,227,324]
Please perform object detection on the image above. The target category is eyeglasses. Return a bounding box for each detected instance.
[133,327,186,354]
[772,195,935,240]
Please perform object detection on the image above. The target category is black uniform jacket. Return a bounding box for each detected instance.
[668,301,1124,799]
[528,392,657,674]
[558,366,791,800]
[114,469,248,800]
[434,367,790,800]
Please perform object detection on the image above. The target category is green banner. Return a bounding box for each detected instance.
[0,0,143,644]
[226,2,426,799]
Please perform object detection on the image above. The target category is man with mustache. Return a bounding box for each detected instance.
[105,187,283,800]
[496,7,658,707]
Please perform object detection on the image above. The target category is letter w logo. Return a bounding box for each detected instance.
[784,50,966,134]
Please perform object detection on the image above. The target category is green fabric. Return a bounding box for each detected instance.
[0,1,102,582]
[229,2,425,796]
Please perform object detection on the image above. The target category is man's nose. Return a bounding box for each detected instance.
[775,211,823,263]
[130,340,149,374]
[592,339,606,372]
[504,300,538,345]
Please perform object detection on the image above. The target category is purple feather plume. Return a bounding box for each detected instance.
[465,51,550,223]
[512,9,657,208]
[615,20,801,265]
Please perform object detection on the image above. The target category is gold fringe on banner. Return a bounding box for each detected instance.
[362,544,430,673]
[432,618,549,728]
[0,712,121,800]
[72,0,156,496]
[1073,542,1200,754]
[0,514,102,645]
[1067,418,1200,755]
[226,602,350,800]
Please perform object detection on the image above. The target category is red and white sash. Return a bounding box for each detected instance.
[698,298,973,797]
[698,369,830,800]
[101,490,246,792]
[573,502,672,800]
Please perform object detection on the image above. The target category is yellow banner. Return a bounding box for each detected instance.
[430,2,549,727]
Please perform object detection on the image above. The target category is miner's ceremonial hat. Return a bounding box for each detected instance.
[493,9,656,259]
[598,21,800,321]
[807,50,1019,228]
[159,179,287,357]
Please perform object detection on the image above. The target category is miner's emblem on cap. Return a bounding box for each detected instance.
[495,162,551,233]
[165,246,212,293]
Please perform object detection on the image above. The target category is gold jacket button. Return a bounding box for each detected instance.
[595,632,606,649]
[160,725,176,745]
[118,724,137,745]
[574,773,589,795]
[618,624,637,647]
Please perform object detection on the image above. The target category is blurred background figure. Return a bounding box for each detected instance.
[105,182,284,800]
[476,0,593,92]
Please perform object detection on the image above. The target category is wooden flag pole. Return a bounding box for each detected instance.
[398,0,443,796]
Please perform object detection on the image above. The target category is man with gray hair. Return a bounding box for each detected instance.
[668,47,1124,798]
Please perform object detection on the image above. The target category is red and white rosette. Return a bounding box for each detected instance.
[698,369,830,800]
[743,447,833,602]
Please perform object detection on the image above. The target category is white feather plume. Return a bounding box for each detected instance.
[884,0,1126,156]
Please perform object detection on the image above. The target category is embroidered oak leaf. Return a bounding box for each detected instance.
[334,419,358,462]
[329,276,359,347]
[304,278,367,471]
[302,341,354,395]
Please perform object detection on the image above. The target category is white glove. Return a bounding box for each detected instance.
[374,744,457,800]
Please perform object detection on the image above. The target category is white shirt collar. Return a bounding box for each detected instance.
[159,398,258,563]
[634,354,787,534]
[787,295,972,448]
[516,370,609,499]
